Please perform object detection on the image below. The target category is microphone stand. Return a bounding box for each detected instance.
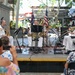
[16,35,22,53]
[14,27,22,53]
[21,27,24,47]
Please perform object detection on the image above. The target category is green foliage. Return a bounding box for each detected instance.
[65,0,71,4]
[65,0,75,7]
[10,21,16,29]
[50,21,61,28]
[68,2,72,7]
[14,0,17,4]
[73,0,75,2]
[39,4,46,8]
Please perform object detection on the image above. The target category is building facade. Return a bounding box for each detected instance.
[0,0,13,34]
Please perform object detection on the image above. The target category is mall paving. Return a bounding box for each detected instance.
[20,73,61,75]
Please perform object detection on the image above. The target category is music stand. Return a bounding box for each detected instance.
[31,25,43,46]
[31,25,43,33]
[30,25,43,53]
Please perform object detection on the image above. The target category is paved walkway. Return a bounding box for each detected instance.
[20,73,61,75]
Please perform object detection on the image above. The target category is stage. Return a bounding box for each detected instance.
[17,53,67,62]
[14,37,67,72]
[17,53,67,72]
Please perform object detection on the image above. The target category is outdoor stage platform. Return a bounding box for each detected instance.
[17,53,68,73]
[14,37,68,72]
[17,53,67,62]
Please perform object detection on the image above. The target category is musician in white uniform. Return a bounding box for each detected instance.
[47,28,58,47]
[63,27,75,53]
[0,17,14,45]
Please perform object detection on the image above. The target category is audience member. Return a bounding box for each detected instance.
[0,39,11,74]
[0,56,11,74]
[1,36,13,61]
[0,36,20,75]
[0,17,14,45]
[62,51,75,75]
[0,38,11,66]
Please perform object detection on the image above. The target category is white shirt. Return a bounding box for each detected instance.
[1,50,13,61]
[67,51,75,63]
[63,30,75,51]
[0,25,5,38]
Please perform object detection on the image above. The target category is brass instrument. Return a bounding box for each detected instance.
[61,26,75,37]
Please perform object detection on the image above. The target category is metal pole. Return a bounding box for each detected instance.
[12,0,14,20]
[46,0,48,6]
[15,0,20,29]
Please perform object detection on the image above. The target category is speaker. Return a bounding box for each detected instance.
[31,25,43,32]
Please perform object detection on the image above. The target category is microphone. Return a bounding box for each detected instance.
[14,27,22,34]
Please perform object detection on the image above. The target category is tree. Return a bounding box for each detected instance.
[14,0,17,4]
[8,0,17,4]
[65,0,75,7]
[8,0,18,20]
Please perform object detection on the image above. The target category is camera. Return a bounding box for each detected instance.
[3,46,11,50]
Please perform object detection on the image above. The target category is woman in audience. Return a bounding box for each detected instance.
[0,39,11,74]
[1,36,13,61]
[0,36,20,75]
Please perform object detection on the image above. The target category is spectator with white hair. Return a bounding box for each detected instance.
[0,17,14,45]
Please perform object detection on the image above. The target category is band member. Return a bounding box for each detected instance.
[63,27,75,54]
